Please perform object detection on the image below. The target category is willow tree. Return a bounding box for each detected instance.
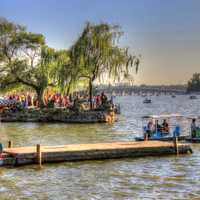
[0,18,57,106]
[50,50,76,95]
[69,22,140,109]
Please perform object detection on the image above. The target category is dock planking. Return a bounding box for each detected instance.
[1,141,192,166]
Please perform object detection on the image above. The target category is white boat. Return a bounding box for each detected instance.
[135,114,189,141]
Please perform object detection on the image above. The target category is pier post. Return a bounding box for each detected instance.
[173,137,179,155]
[8,141,13,148]
[36,144,42,168]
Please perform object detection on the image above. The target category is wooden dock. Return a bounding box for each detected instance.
[0,141,192,167]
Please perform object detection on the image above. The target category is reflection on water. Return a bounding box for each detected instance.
[0,95,200,199]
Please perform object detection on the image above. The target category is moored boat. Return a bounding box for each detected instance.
[135,135,188,142]
[143,98,151,104]
[185,137,200,143]
[189,95,197,100]
[135,114,190,141]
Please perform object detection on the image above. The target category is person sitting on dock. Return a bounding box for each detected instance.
[162,119,169,134]
[191,118,199,138]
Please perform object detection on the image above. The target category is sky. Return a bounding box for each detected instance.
[0,0,200,85]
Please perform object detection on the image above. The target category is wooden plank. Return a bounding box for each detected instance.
[3,141,186,154]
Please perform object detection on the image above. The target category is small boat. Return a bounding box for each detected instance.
[189,95,197,100]
[143,98,151,104]
[171,95,176,98]
[135,114,190,141]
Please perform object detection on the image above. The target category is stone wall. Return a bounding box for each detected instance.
[0,108,108,123]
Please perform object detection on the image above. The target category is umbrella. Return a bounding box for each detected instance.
[0,99,17,107]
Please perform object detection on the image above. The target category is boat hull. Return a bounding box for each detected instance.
[185,137,200,143]
[135,136,189,142]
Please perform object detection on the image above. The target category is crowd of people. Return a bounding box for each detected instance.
[2,91,112,110]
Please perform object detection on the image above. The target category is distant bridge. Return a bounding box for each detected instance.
[96,85,187,95]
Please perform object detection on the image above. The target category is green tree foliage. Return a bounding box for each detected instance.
[51,50,73,94]
[187,73,200,92]
[0,18,59,106]
[68,22,140,108]
[0,18,140,109]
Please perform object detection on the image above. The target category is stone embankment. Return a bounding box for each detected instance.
[0,108,109,123]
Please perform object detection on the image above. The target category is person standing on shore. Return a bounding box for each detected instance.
[101,92,107,105]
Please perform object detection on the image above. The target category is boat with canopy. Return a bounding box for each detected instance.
[135,114,190,141]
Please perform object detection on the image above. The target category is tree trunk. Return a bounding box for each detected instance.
[36,87,45,108]
[66,80,72,96]
[89,78,93,110]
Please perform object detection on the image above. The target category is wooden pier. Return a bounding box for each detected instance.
[0,141,192,167]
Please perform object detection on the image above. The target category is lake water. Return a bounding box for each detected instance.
[0,95,200,200]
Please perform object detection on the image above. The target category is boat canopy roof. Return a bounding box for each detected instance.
[142,114,183,119]
[186,116,200,120]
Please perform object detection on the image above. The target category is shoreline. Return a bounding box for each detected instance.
[0,108,111,123]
